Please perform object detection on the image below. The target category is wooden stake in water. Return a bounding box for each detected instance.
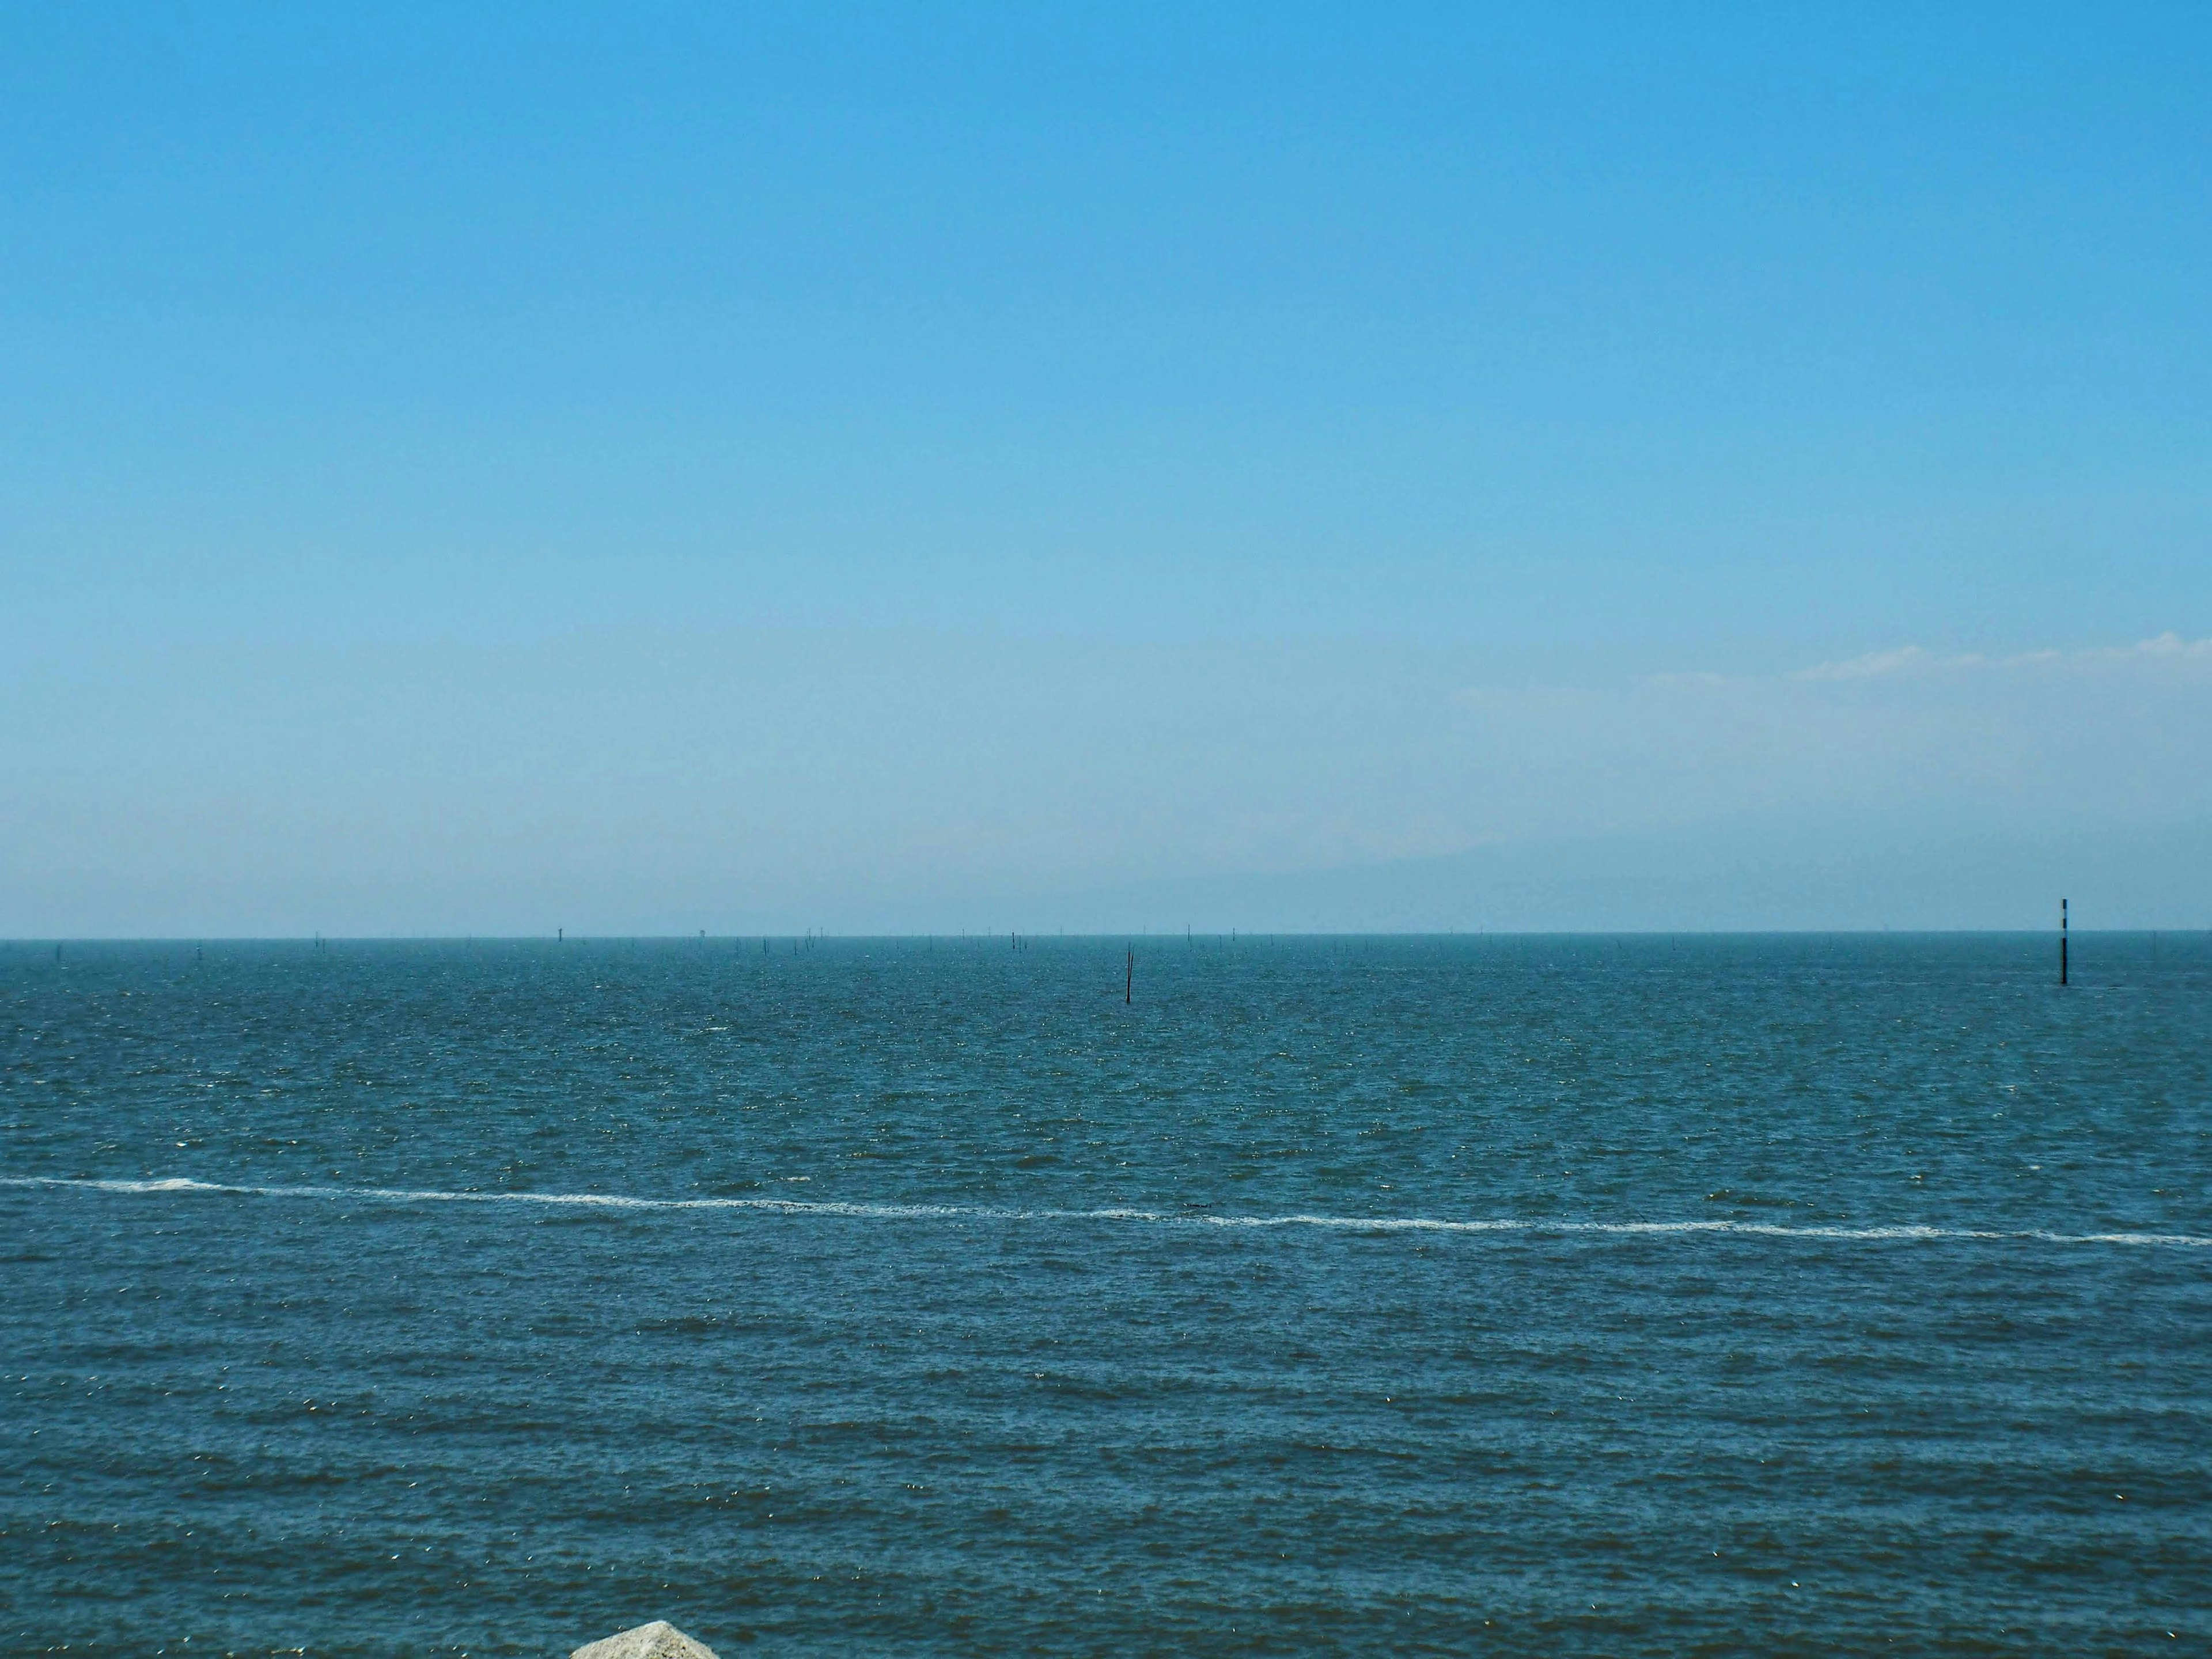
[1126,946,1134,1005]
[2061,898,2069,987]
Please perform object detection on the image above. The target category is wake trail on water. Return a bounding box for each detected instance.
[3,1175,2207,1248]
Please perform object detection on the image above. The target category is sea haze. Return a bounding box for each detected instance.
[4,935,2209,1654]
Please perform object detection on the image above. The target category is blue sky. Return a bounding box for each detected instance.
[5,3,2209,932]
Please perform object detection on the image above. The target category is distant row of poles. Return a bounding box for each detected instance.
[25,907,2095,998]
[529,903,2101,999]
[544,905,2093,999]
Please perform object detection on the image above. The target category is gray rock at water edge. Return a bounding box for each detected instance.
[571,1621,720,1659]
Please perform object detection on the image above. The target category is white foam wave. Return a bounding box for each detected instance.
[2,1175,2205,1248]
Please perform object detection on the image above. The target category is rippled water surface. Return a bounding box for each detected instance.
[5,934,2210,1655]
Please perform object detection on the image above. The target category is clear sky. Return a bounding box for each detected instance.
[5,3,2209,934]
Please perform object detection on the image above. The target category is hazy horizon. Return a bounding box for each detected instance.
[9,927,2199,942]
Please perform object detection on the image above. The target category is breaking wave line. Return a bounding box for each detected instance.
[4,1175,2207,1248]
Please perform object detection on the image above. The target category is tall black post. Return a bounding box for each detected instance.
[2061,898,2068,987]
[1126,946,1133,1005]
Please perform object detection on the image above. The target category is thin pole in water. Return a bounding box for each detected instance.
[1126,946,1134,1005]
[2061,899,2069,986]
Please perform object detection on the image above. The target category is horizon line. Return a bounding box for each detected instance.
[3,927,2189,945]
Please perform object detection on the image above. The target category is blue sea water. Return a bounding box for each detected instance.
[3,933,2209,1656]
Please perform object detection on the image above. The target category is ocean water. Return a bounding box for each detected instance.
[3,933,2209,1657]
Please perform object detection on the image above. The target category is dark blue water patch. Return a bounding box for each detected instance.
[3,937,2210,1654]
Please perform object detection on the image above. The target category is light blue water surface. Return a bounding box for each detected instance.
[4,935,2209,1655]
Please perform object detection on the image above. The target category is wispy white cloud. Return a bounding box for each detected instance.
[1791,645,1938,681]
[1789,633,2212,682]
[2114,630,2212,661]
[1445,632,2212,846]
